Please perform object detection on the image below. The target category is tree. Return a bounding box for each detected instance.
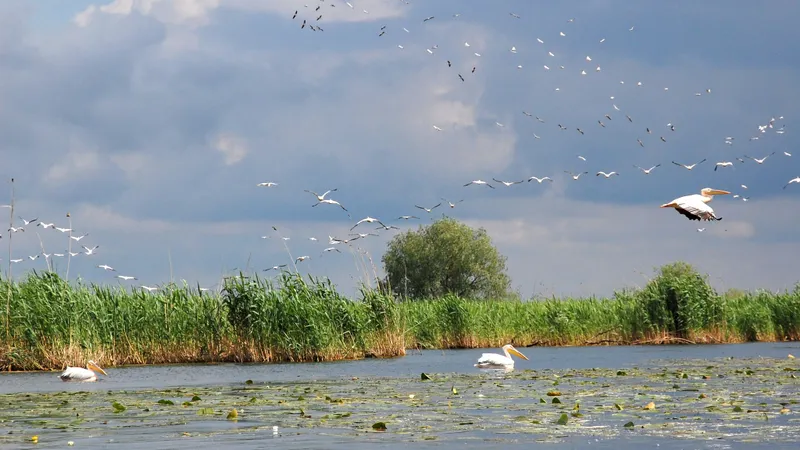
[381,217,511,300]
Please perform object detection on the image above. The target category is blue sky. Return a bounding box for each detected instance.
[1,0,798,297]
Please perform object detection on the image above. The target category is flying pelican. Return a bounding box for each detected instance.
[440,198,464,208]
[492,178,524,186]
[672,159,707,171]
[60,360,108,382]
[464,180,495,189]
[415,203,441,213]
[565,171,589,180]
[784,177,800,189]
[634,164,661,174]
[304,188,337,201]
[660,188,730,221]
[256,182,278,187]
[596,171,619,178]
[744,152,775,164]
[528,176,553,183]
[474,344,529,369]
[714,161,734,171]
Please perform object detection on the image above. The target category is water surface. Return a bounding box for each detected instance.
[1,343,798,449]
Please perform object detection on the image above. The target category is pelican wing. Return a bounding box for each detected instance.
[60,366,97,382]
[672,195,718,221]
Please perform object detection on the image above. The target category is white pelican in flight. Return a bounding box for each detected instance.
[474,344,529,369]
[660,188,730,221]
[60,360,108,382]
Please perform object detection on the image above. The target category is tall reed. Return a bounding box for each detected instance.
[1,262,798,371]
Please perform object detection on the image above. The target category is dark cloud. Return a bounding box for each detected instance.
[0,0,797,295]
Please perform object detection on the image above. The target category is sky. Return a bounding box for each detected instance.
[0,0,799,298]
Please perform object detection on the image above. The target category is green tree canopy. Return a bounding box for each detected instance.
[381,217,511,300]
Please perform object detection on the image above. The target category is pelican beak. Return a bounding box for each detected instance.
[88,362,108,376]
[708,189,730,195]
[507,346,529,361]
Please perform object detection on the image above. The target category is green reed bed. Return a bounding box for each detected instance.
[1,262,799,371]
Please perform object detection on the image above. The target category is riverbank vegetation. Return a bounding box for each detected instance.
[2,262,799,371]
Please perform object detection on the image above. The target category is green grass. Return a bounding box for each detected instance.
[2,262,799,371]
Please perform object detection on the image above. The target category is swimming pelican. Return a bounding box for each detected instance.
[660,188,730,221]
[474,344,529,369]
[59,360,108,382]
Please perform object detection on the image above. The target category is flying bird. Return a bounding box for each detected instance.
[257,182,278,187]
[97,264,115,271]
[660,188,730,221]
[305,188,337,201]
[82,245,99,255]
[672,159,707,170]
[116,275,137,281]
[464,180,495,188]
[312,198,348,212]
[596,171,620,178]
[492,178,524,187]
[565,171,589,180]
[441,198,464,208]
[528,176,553,183]
[634,164,661,174]
[415,203,442,213]
[19,217,37,226]
[783,177,800,189]
[714,161,734,171]
[351,216,385,231]
[744,152,776,164]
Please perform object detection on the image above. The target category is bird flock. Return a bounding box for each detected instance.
[3,1,797,293]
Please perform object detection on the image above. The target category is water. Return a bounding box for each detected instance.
[1,342,798,449]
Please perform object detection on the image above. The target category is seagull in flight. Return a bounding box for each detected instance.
[440,198,464,208]
[116,275,137,281]
[491,178,524,187]
[312,198,348,212]
[464,180,495,188]
[82,245,99,255]
[528,176,553,183]
[565,171,589,180]
[672,159,707,170]
[305,188,337,201]
[744,152,775,164]
[596,171,620,178]
[634,164,661,174]
[714,161,734,171]
[415,203,442,213]
[351,216,386,231]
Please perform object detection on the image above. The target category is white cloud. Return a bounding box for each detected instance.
[44,151,102,184]
[211,133,248,166]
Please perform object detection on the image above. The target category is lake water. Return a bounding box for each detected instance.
[1,342,799,449]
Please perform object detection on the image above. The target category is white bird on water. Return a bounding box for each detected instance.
[60,361,108,382]
[474,344,529,369]
[660,188,730,221]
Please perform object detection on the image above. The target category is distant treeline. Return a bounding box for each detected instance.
[1,262,798,371]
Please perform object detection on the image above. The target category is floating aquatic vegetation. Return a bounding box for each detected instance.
[0,356,797,447]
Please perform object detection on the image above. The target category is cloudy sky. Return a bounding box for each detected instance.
[1,0,798,298]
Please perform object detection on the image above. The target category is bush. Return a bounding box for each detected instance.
[381,218,511,300]
[636,262,721,337]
